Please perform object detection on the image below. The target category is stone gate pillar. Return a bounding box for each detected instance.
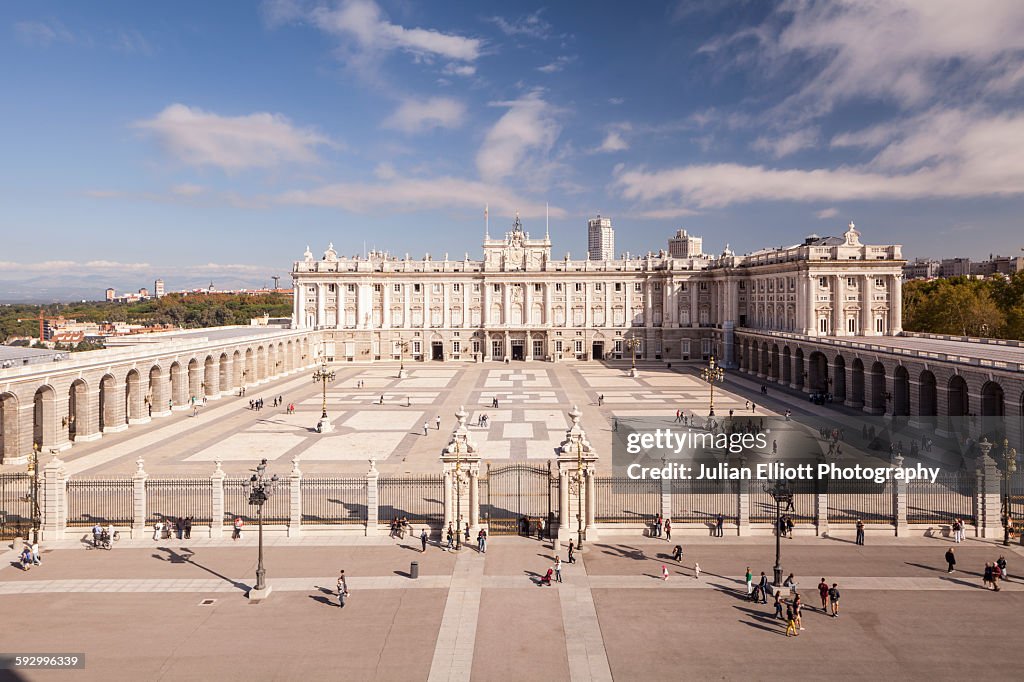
[366,458,379,536]
[440,406,481,537]
[132,457,147,539]
[556,406,599,545]
[976,439,1002,538]
[893,454,907,536]
[737,456,749,537]
[41,454,67,541]
[210,459,225,539]
[288,456,302,537]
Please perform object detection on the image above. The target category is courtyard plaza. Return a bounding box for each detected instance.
[6,360,769,477]
[1,531,1021,681]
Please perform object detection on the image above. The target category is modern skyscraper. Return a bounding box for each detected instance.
[587,215,614,260]
[668,229,703,258]
[154,279,165,298]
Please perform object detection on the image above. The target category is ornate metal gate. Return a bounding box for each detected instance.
[481,462,555,535]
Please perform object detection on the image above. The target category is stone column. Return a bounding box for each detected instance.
[422,281,431,330]
[403,284,411,330]
[316,283,326,329]
[502,283,511,326]
[558,469,569,538]
[690,283,699,328]
[832,275,845,336]
[660,476,672,526]
[584,282,593,328]
[468,464,480,530]
[382,283,391,329]
[482,283,491,326]
[544,283,553,327]
[860,275,873,336]
[442,469,453,531]
[41,454,67,541]
[556,406,600,544]
[976,440,1002,538]
[210,459,225,538]
[75,388,102,442]
[893,455,907,536]
[737,457,749,536]
[889,274,903,334]
[288,456,302,537]
[440,406,481,535]
[585,467,597,535]
[132,456,147,539]
[366,458,379,536]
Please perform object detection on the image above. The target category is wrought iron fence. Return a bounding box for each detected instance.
[595,477,660,524]
[301,477,367,525]
[0,473,32,540]
[909,471,977,525]
[1007,471,1024,523]
[145,479,213,525]
[481,463,554,535]
[66,478,134,527]
[223,477,289,524]
[826,480,893,524]
[378,475,444,526]
[669,479,736,524]
[749,481,817,523]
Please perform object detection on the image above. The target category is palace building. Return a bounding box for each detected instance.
[291,217,904,365]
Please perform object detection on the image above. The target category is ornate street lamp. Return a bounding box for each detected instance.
[397,337,410,378]
[20,443,42,543]
[248,458,279,597]
[1002,439,1018,547]
[701,355,725,417]
[312,355,335,433]
[568,439,586,551]
[763,479,793,586]
[625,337,641,377]
[452,440,467,550]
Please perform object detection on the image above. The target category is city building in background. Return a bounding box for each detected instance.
[667,229,703,259]
[154,279,165,298]
[587,215,614,261]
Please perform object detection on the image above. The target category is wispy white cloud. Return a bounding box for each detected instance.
[14,20,77,47]
[442,63,476,77]
[596,132,629,153]
[752,129,818,158]
[816,207,839,219]
[382,97,466,133]
[487,11,553,40]
[277,174,565,218]
[608,97,625,105]
[476,91,561,183]
[537,55,575,74]
[134,103,334,171]
[308,0,481,62]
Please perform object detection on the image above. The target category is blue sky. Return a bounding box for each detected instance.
[3,1,1024,295]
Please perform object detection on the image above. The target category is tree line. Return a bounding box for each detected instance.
[902,272,1024,339]
[0,293,292,345]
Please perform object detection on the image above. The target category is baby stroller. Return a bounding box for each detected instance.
[539,568,553,586]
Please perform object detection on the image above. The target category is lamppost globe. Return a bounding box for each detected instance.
[247,460,278,598]
[763,479,793,586]
[700,355,726,417]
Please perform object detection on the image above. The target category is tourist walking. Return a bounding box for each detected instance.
[694,562,701,579]
[420,529,429,552]
[555,556,563,583]
[794,592,805,631]
[337,570,349,608]
[232,516,243,540]
[662,564,669,581]
[828,583,841,616]
[20,546,33,571]
[984,563,997,590]
[785,603,798,636]
[758,572,770,604]
[664,518,672,541]
[745,567,753,596]
[856,519,865,545]
[997,555,1008,581]
[31,541,41,566]
[715,514,724,537]
[946,548,956,573]
[423,422,429,436]
[436,415,441,430]
[567,540,576,564]
[477,529,487,553]
[184,516,193,540]
[446,524,454,550]
[818,578,830,611]
[774,592,783,620]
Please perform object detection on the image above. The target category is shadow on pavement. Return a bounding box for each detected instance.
[152,546,250,592]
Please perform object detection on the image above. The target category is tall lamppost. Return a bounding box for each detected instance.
[625,337,641,378]
[701,355,725,417]
[248,458,279,598]
[397,337,410,379]
[568,439,586,550]
[1002,439,1018,547]
[764,479,793,586]
[22,443,41,543]
[312,356,335,433]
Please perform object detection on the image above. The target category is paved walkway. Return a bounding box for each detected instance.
[428,550,485,682]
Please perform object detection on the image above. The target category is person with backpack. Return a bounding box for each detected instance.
[818,578,830,611]
[758,572,770,604]
[828,583,841,617]
[945,548,956,573]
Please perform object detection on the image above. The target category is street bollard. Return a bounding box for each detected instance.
[410,561,419,579]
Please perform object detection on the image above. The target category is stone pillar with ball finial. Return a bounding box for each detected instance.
[557,405,600,545]
[441,406,481,538]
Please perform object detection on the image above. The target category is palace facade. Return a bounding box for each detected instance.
[291,217,904,365]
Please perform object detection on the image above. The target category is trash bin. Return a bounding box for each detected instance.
[410,561,419,579]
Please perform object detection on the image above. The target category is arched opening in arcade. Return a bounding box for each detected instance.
[794,348,805,390]
[219,353,230,393]
[187,359,202,403]
[203,356,216,397]
[808,352,829,392]
[232,350,243,388]
[771,344,780,382]
[68,379,88,441]
[869,362,887,413]
[893,366,910,416]
[759,344,769,377]
[125,369,143,422]
[851,359,865,407]
[980,381,1005,441]
[244,348,254,386]
[170,361,184,408]
[832,355,846,402]
[33,385,56,450]
[918,371,937,417]
[0,392,19,463]
[148,366,163,416]
[948,375,969,417]
[781,346,791,384]
[257,346,266,381]
[749,341,759,374]
[99,373,118,431]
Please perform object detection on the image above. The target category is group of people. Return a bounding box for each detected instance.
[18,541,41,570]
[90,523,117,549]
[152,516,194,540]
[775,515,796,539]
[745,568,842,636]
[650,514,672,540]
[519,516,548,539]
[982,556,1010,591]
[249,398,265,411]
[477,413,491,428]
[389,516,411,539]
[539,555,564,586]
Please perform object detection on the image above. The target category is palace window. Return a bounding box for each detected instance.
[452,341,461,353]
[654,282,661,291]
[847,277,855,287]
[347,284,355,292]
[393,283,401,292]
[453,283,461,292]
[494,284,501,293]
[575,283,583,292]
[373,284,382,292]
[595,282,602,292]
[432,283,442,294]
[555,283,564,292]
[534,283,542,292]
[875,278,884,288]
[634,282,642,292]
[414,284,421,293]
[699,282,708,291]
[473,283,481,292]
[819,277,827,287]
